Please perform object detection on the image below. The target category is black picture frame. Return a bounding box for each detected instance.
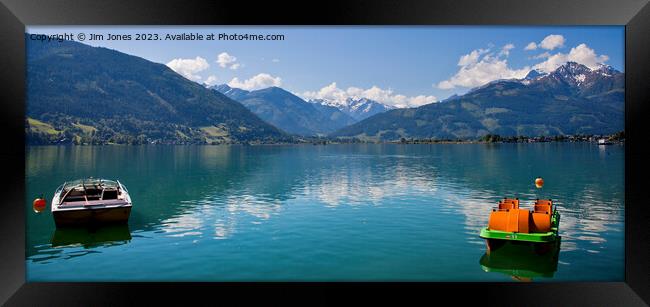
[1,0,649,305]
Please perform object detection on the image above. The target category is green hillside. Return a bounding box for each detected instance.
[26,37,287,145]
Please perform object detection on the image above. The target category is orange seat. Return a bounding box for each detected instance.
[498,198,519,210]
[488,208,530,233]
[533,199,553,214]
[517,209,530,233]
[498,202,516,210]
[488,210,509,231]
[530,199,553,232]
[534,204,551,214]
[530,212,551,232]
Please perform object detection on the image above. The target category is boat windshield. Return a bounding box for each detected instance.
[63,178,119,191]
[59,178,122,203]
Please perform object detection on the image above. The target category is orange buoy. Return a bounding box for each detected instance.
[535,177,544,189]
[33,195,46,213]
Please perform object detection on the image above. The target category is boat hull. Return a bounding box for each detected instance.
[53,206,131,227]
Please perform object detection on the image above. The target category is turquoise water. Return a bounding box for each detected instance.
[26,143,624,281]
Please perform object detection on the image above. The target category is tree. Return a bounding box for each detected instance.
[482,134,502,143]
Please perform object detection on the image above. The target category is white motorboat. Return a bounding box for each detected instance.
[51,178,132,227]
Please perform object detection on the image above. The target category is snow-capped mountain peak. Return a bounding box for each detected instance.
[208,84,251,100]
[594,63,617,76]
[461,61,623,99]
[553,61,592,79]
[524,68,547,80]
[308,97,394,121]
[544,61,621,87]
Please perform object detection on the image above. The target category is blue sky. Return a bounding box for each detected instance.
[27,26,624,108]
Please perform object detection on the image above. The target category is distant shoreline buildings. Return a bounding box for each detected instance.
[28,130,625,146]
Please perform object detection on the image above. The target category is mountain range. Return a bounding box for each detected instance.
[26,36,286,145]
[307,97,394,121]
[211,84,358,136]
[25,36,624,144]
[212,84,395,135]
[331,62,624,140]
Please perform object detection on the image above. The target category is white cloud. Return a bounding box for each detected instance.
[216,52,240,70]
[227,73,282,90]
[203,75,219,86]
[271,58,280,63]
[533,43,609,72]
[524,34,565,51]
[437,80,455,90]
[166,56,210,82]
[301,82,437,108]
[406,95,439,107]
[566,43,609,68]
[436,45,530,89]
[524,42,538,51]
[531,51,551,59]
[539,34,565,50]
[458,48,489,66]
[302,82,347,102]
[500,43,515,56]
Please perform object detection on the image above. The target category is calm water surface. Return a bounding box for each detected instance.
[26,143,624,281]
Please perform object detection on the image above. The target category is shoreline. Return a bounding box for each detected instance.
[27,131,625,146]
[26,139,625,147]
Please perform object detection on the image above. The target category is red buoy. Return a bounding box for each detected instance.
[33,195,46,213]
[535,177,544,189]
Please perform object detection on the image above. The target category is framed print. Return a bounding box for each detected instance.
[1,0,649,305]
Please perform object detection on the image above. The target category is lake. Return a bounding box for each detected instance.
[26,143,624,281]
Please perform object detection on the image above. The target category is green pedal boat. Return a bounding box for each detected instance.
[479,198,560,254]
